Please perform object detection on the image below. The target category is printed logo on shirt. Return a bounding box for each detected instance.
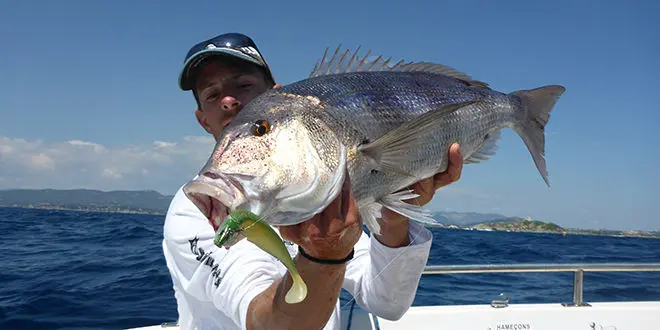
[189,237,223,287]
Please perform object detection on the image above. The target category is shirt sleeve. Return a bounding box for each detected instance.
[162,187,285,330]
[341,220,433,320]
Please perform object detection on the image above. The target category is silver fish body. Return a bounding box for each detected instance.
[183,47,566,236]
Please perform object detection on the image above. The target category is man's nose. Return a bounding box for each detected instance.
[220,96,241,112]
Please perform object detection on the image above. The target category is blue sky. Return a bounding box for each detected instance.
[0,0,658,231]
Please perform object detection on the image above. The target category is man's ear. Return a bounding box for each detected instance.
[273,84,283,89]
[195,108,214,134]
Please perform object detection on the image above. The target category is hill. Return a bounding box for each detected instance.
[431,211,524,226]
[0,190,539,223]
[0,189,173,214]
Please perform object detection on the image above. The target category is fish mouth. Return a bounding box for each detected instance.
[182,173,246,231]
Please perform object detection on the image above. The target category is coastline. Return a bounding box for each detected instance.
[0,205,166,216]
[2,205,657,239]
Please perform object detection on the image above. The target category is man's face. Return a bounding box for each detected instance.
[193,58,270,140]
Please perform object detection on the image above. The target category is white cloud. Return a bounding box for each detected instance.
[30,154,55,170]
[102,168,123,179]
[153,141,177,148]
[0,135,217,194]
[0,144,14,155]
[67,140,107,153]
[183,136,215,144]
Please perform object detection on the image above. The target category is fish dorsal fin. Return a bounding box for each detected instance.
[397,62,489,88]
[309,45,489,87]
[309,45,404,77]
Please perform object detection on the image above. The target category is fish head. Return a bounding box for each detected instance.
[183,91,347,231]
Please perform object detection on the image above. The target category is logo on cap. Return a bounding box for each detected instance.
[240,46,264,62]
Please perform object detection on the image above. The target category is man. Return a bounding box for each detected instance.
[162,32,463,330]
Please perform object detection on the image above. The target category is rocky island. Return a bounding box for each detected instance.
[430,212,659,238]
[473,217,565,234]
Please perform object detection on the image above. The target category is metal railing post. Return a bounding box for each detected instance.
[563,269,590,307]
[574,269,584,306]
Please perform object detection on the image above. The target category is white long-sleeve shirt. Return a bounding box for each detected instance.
[162,184,433,330]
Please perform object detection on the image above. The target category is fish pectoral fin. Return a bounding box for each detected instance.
[358,100,479,175]
[380,190,438,225]
[465,130,502,164]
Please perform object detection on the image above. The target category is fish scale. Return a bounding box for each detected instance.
[274,72,516,205]
[183,46,565,237]
[281,72,493,138]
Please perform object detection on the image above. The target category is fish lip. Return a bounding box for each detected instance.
[182,174,246,231]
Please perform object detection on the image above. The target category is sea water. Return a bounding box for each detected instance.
[1,207,658,330]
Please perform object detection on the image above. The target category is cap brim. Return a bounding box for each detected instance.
[178,47,267,91]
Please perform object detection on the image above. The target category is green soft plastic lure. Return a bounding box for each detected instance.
[214,209,308,304]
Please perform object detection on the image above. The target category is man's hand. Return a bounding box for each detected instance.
[279,169,362,261]
[377,143,463,247]
[247,171,361,330]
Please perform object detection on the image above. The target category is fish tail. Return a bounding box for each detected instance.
[285,272,308,304]
[511,85,566,186]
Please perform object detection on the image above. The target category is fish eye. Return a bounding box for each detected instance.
[252,120,271,136]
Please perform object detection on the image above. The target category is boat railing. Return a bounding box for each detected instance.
[420,262,660,307]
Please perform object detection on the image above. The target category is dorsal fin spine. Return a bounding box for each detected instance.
[308,45,489,88]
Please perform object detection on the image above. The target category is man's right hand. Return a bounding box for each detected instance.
[279,170,363,261]
[246,171,363,330]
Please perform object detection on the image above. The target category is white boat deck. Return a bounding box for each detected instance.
[366,301,660,330]
[128,262,660,330]
[129,301,660,330]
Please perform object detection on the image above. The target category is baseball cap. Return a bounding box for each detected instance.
[178,32,275,91]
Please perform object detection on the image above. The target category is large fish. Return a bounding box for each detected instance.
[183,46,566,237]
